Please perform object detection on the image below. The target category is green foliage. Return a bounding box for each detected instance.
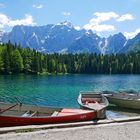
[0,43,140,74]
[11,49,24,73]
[0,56,3,71]
[2,47,11,73]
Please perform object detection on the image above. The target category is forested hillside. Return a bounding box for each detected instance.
[0,42,140,74]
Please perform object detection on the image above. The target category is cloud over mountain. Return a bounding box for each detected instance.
[83,12,134,33]
[117,14,134,22]
[0,13,36,29]
[124,28,140,39]
[84,12,118,32]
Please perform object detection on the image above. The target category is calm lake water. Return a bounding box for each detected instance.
[0,74,140,118]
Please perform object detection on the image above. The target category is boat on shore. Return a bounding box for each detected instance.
[0,102,96,127]
[103,91,140,109]
[77,91,109,119]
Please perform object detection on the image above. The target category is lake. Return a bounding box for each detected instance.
[0,74,140,118]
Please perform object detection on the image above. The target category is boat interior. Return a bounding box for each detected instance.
[78,92,108,114]
[110,93,140,100]
[0,102,62,117]
[80,92,105,104]
[0,102,89,117]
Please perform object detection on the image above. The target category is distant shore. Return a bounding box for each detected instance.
[1,72,140,76]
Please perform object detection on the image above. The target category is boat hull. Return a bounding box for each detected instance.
[79,105,106,119]
[0,111,95,127]
[106,96,140,109]
[0,103,96,127]
[77,93,109,119]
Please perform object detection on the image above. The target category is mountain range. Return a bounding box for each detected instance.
[0,21,140,54]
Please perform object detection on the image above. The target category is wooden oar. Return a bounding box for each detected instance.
[15,97,22,106]
[0,103,18,114]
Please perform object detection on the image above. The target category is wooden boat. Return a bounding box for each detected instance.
[0,102,96,127]
[77,91,109,119]
[103,91,140,109]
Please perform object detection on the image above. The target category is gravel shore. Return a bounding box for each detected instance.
[0,120,140,140]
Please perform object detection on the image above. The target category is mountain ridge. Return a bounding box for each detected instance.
[0,21,140,54]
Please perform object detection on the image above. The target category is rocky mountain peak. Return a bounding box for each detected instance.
[57,21,74,28]
[0,22,140,54]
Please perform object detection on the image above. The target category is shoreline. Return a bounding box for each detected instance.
[0,72,140,76]
[0,116,140,140]
[1,72,140,76]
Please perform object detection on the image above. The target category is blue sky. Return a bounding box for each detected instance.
[0,0,140,38]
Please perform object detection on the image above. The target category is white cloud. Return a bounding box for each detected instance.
[91,12,119,25]
[83,12,118,32]
[83,12,134,33]
[0,14,9,27]
[9,14,36,26]
[0,13,36,29]
[124,28,140,39]
[84,24,115,32]
[32,4,43,9]
[62,12,71,16]
[74,26,81,30]
[117,14,134,22]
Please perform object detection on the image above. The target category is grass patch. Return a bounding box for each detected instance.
[15,128,38,133]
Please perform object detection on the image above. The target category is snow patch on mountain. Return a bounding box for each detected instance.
[0,22,138,54]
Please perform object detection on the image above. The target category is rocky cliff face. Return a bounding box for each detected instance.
[1,21,140,54]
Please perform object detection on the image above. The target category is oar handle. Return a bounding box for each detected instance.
[0,103,18,114]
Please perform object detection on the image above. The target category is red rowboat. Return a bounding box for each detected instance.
[0,102,96,127]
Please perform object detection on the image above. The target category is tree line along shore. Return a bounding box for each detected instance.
[0,42,140,74]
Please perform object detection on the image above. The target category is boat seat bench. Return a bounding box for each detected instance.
[51,111,59,116]
[22,111,37,117]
